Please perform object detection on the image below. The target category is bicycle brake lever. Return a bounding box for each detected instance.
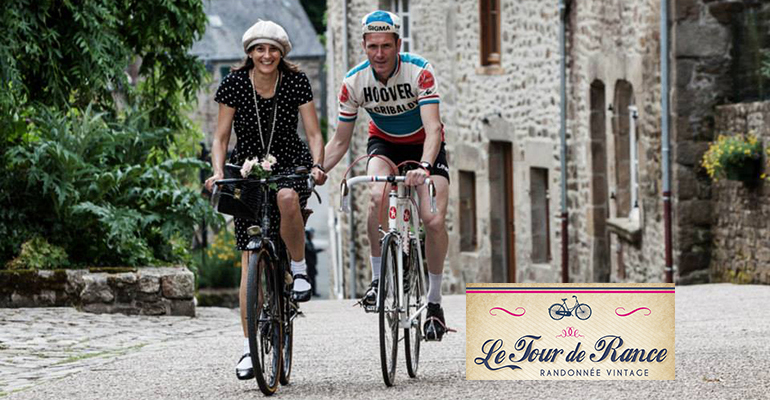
[210,184,220,206]
[340,180,350,212]
[429,182,437,214]
[313,188,322,204]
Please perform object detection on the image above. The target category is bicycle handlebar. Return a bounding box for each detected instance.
[339,175,436,214]
[211,173,316,207]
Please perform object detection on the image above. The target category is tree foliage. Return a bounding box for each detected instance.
[0,1,217,267]
[0,0,207,128]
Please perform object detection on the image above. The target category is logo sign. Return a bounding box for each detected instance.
[418,70,435,90]
[466,284,675,380]
[339,84,349,103]
[389,206,397,220]
[403,208,411,222]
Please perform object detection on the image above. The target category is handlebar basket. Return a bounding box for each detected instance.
[213,164,269,220]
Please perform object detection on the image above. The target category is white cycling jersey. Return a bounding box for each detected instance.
[338,53,441,145]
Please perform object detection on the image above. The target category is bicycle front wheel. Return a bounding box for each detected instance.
[549,303,566,321]
[576,304,592,320]
[246,250,282,396]
[404,238,425,378]
[379,234,400,386]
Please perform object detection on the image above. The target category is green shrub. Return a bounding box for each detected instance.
[1,105,221,267]
[5,237,70,270]
[191,227,242,289]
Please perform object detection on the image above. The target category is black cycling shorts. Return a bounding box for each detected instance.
[366,136,450,183]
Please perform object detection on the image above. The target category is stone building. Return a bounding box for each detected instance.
[324,0,770,296]
[190,0,326,148]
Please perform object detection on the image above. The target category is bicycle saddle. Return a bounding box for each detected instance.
[561,298,567,301]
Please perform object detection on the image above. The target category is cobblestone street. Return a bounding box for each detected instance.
[2,284,769,399]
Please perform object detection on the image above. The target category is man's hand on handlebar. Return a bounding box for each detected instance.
[405,167,429,186]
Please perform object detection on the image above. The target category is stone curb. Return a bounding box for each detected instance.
[0,266,195,316]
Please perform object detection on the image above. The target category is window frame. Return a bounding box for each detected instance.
[479,0,501,66]
[391,0,412,52]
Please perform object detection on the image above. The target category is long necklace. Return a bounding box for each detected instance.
[251,68,281,157]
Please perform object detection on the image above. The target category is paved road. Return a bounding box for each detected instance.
[304,181,332,299]
[1,284,769,399]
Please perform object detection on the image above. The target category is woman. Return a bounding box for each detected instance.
[203,20,326,380]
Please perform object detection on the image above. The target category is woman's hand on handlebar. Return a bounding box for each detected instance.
[204,172,224,192]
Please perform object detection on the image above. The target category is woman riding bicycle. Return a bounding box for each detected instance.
[203,20,325,381]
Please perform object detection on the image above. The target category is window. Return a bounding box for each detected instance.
[611,80,637,219]
[219,66,231,81]
[391,0,412,52]
[480,0,501,66]
[459,171,477,251]
[530,168,551,263]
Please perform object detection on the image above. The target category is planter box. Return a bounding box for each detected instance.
[0,267,195,317]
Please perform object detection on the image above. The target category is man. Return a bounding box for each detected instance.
[322,10,450,341]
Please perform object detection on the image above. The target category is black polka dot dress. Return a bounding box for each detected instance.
[215,67,314,250]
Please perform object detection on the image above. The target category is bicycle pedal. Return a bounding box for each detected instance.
[363,304,377,313]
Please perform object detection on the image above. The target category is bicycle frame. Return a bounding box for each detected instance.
[341,175,436,328]
[561,296,581,315]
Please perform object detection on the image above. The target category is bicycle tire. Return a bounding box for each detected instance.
[404,238,425,378]
[576,304,592,320]
[379,234,399,386]
[549,303,566,321]
[279,257,293,386]
[246,250,282,396]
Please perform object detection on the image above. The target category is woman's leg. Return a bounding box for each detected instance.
[236,250,253,379]
[239,250,249,337]
[277,188,312,301]
[277,188,305,260]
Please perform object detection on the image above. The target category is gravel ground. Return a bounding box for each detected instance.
[2,284,769,399]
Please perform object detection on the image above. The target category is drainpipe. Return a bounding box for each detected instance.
[661,0,673,283]
[343,0,357,298]
[559,0,569,283]
[629,105,640,221]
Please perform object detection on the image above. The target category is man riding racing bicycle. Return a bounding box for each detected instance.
[322,10,450,341]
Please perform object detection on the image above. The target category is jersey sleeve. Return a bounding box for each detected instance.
[214,71,241,109]
[294,72,314,106]
[337,78,359,123]
[416,63,440,107]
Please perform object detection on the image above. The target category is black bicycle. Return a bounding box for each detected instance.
[212,165,315,396]
[549,295,592,321]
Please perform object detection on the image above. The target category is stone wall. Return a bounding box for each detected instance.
[324,0,763,291]
[710,101,770,284]
[568,0,667,283]
[0,267,196,316]
[325,0,673,291]
[671,0,737,283]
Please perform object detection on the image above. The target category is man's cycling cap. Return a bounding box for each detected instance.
[361,10,401,36]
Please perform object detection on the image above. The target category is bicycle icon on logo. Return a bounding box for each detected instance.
[549,295,592,321]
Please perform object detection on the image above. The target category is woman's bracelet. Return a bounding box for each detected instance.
[312,163,325,172]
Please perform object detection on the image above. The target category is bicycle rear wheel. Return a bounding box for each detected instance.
[378,234,399,386]
[279,258,293,386]
[404,238,425,378]
[549,303,566,321]
[246,250,282,396]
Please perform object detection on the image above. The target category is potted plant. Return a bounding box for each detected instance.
[701,132,764,183]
